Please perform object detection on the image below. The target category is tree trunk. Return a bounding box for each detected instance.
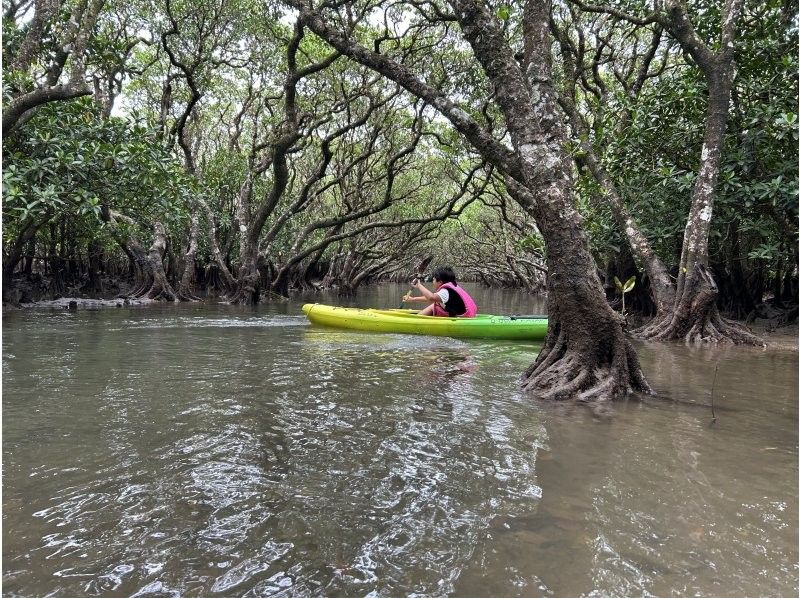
[460,0,651,400]
[82,238,104,296]
[629,0,762,344]
[227,243,262,304]
[23,238,36,275]
[100,206,182,301]
[198,197,238,292]
[125,222,181,301]
[637,59,762,345]
[3,216,44,284]
[177,214,201,300]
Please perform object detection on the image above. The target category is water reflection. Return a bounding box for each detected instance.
[2,287,797,596]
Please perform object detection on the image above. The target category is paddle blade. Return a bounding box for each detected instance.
[416,256,433,276]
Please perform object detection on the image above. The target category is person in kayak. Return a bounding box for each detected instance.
[402,266,478,317]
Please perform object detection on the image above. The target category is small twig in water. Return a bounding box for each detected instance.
[709,362,719,426]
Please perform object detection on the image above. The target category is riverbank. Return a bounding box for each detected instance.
[9,297,154,310]
[753,321,799,351]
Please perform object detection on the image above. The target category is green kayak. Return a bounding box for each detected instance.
[302,304,548,340]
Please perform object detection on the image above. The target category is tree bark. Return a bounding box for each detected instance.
[176,214,201,299]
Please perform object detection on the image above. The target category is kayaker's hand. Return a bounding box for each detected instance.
[411,278,419,287]
[402,293,411,303]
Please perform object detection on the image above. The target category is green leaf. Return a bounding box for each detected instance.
[497,5,510,20]
[613,276,623,291]
[623,276,636,293]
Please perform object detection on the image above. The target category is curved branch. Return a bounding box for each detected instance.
[284,0,523,182]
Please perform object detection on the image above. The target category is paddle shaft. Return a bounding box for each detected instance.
[399,256,433,308]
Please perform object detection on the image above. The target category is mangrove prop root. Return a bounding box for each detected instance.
[635,265,765,346]
[522,324,652,402]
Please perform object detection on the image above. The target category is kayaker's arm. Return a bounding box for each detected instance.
[402,294,429,303]
[411,279,443,303]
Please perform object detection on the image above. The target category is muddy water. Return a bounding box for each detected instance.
[2,284,797,596]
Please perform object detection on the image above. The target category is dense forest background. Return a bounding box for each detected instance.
[3,0,797,321]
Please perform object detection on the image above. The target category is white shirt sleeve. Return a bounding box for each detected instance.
[436,288,449,304]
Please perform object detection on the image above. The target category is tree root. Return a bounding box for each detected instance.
[636,301,765,346]
[225,287,257,305]
[119,273,186,302]
[522,321,652,402]
[225,279,262,305]
[634,264,765,346]
[175,283,202,302]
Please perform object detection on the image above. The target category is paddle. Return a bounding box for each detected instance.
[400,256,433,308]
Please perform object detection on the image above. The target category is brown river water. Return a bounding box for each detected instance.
[2,284,797,596]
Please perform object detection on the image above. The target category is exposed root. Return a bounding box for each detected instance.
[643,312,764,346]
[225,279,260,305]
[119,272,184,302]
[145,277,178,301]
[175,283,202,302]
[635,265,764,346]
[127,278,151,298]
[523,322,565,380]
[688,311,764,345]
[522,323,652,402]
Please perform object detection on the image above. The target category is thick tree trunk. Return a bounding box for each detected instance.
[638,264,761,344]
[636,0,763,345]
[226,244,262,304]
[135,222,181,301]
[495,0,651,400]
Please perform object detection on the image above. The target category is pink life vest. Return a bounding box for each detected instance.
[440,282,478,318]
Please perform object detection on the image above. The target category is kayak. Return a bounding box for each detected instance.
[302,304,547,340]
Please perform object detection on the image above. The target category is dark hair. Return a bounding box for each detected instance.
[433,266,457,285]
